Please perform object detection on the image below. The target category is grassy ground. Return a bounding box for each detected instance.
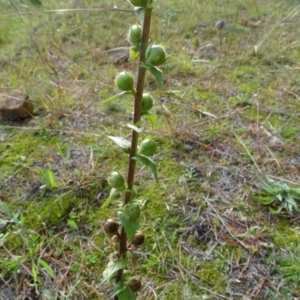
[1,0,300,299]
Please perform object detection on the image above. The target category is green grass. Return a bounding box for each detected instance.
[1,0,300,299]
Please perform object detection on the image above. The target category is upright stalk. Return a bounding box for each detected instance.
[114,6,153,290]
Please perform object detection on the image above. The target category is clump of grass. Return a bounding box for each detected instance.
[254,176,300,214]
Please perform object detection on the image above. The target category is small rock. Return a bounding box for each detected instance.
[198,43,216,58]
[0,91,34,120]
[215,20,225,30]
[268,135,286,149]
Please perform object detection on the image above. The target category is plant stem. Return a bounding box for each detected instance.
[114,6,153,295]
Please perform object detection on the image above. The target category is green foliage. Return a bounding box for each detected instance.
[103,257,128,283]
[254,177,300,214]
[274,243,300,296]
[108,136,131,152]
[38,167,59,189]
[114,285,137,300]
[1,0,300,298]
[119,211,140,241]
[135,154,159,183]
[142,63,163,88]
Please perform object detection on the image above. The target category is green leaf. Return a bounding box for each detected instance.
[102,91,132,104]
[108,136,131,150]
[100,188,119,209]
[130,48,140,60]
[41,289,56,300]
[134,154,159,184]
[0,232,9,247]
[142,63,163,88]
[143,113,156,128]
[32,264,38,284]
[48,170,57,187]
[286,195,298,207]
[134,7,145,22]
[281,288,291,300]
[67,219,78,230]
[0,201,12,217]
[127,124,143,133]
[269,208,280,214]
[112,281,127,298]
[117,286,137,300]
[103,258,128,282]
[38,259,55,279]
[119,211,140,241]
[38,168,58,188]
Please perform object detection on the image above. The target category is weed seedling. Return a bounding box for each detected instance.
[254,176,300,214]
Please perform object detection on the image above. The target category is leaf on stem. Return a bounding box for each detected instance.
[142,113,156,127]
[102,258,128,283]
[112,281,127,298]
[119,211,140,241]
[141,63,163,88]
[115,286,137,300]
[130,48,140,60]
[102,91,132,104]
[134,154,159,184]
[127,124,143,133]
[108,136,131,151]
[100,188,119,209]
[134,7,145,22]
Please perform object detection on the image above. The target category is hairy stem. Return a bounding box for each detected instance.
[114,6,153,295]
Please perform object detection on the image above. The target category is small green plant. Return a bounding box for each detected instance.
[275,243,300,297]
[0,200,55,293]
[254,176,300,214]
[38,167,59,189]
[279,254,300,289]
[100,0,166,299]
[0,200,21,237]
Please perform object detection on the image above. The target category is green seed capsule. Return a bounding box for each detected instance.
[141,93,154,113]
[115,71,135,92]
[138,138,157,156]
[124,203,140,220]
[107,171,126,189]
[146,45,167,66]
[128,0,148,7]
[128,24,142,47]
